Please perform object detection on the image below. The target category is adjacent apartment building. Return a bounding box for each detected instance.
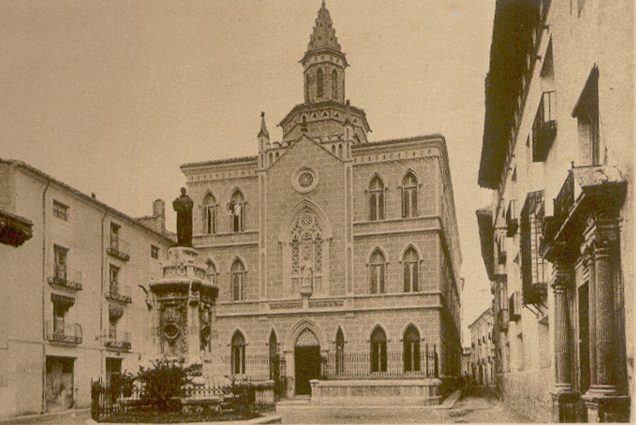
[468,308,494,387]
[477,0,632,422]
[180,1,463,400]
[0,159,174,418]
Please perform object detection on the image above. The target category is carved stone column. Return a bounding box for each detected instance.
[550,249,580,422]
[582,217,630,422]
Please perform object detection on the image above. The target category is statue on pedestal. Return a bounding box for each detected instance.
[173,187,193,247]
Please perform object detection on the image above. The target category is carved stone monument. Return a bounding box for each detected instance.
[146,189,225,385]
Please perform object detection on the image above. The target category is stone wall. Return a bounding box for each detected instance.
[501,368,551,423]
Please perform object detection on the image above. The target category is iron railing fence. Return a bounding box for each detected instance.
[90,378,274,422]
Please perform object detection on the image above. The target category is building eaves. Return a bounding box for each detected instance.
[352,134,444,150]
[478,0,537,189]
[0,158,175,243]
[180,155,258,171]
[476,206,495,281]
[468,307,494,329]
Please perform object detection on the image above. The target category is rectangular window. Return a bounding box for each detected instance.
[53,201,68,221]
[110,223,120,242]
[150,245,159,259]
[53,302,65,333]
[109,265,120,294]
[54,245,68,280]
[520,191,546,305]
[573,68,600,166]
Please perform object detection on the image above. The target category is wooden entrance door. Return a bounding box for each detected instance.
[294,346,321,395]
[45,356,74,412]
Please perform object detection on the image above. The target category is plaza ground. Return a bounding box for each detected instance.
[0,387,532,424]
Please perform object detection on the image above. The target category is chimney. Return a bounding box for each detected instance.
[153,199,165,230]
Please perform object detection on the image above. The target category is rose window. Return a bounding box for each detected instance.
[299,172,314,188]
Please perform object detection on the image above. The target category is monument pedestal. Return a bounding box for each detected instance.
[148,246,223,384]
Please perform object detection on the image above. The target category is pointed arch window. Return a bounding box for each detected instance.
[335,327,345,375]
[290,210,324,295]
[403,325,421,372]
[331,69,338,99]
[203,193,216,234]
[370,327,387,373]
[231,331,246,375]
[369,249,386,294]
[229,190,245,232]
[317,68,324,98]
[368,176,385,221]
[401,173,418,218]
[269,332,279,380]
[231,260,246,301]
[403,247,419,292]
[206,260,218,286]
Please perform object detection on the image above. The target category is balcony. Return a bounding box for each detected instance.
[505,200,518,237]
[107,236,130,262]
[532,91,557,162]
[105,284,132,304]
[47,267,83,291]
[46,320,82,345]
[105,329,131,352]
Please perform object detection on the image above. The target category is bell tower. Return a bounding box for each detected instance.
[301,1,347,104]
[279,0,370,143]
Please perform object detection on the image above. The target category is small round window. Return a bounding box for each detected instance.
[292,168,318,193]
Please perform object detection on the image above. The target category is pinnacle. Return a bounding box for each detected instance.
[258,112,269,138]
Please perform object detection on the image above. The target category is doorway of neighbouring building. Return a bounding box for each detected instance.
[294,329,321,396]
[578,283,590,393]
[45,356,74,412]
[105,357,122,386]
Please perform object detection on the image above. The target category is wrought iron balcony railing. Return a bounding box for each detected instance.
[105,329,131,351]
[532,91,557,162]
[47,267,83,291]
[46,320,82,345]
[552,170,575,233]
[107,236,130,262]
[105,284,132,304]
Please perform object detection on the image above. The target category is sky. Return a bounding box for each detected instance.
[0,0,495,343]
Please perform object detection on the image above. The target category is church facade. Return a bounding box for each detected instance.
[182,2,462,399]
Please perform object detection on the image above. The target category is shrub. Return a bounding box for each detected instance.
[136,359,196,412]
[108,371,136,401]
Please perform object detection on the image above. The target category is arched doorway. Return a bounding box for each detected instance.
[294,329,321,395]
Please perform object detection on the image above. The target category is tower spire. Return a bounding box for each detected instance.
[304,0,344,59]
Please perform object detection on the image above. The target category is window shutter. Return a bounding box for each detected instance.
[378,193,384,219]
[380,341,387,372]
[414,341,421,371]
[412,190,418,216]
[413,263,419,292]
[369,194,376,221]
[404,264,410,292]
[401,188,406,218]
[379,265,385,294]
